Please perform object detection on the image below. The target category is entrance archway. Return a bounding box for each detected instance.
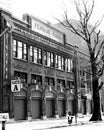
[30,91,42,119]
[45,91,55,118]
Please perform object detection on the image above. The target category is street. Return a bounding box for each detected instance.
[0,115,104,130]
[46,123,104,130]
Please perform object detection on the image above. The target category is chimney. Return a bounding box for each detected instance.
[23,14,32,29]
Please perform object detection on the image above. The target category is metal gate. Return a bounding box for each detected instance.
[58,99,65,117]
[46,99,55,118]
[31,98,42,119]
[14,98,26,120]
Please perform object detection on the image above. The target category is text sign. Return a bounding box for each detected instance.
[11,80,22,92]
[0,113,9,121]
[31,17,64,43]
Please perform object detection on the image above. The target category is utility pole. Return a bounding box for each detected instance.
[73,46,78,123]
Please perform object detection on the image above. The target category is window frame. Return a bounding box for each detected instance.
[14,71,27,83]
[30,45,42,64]
[66,58,73,72]
[13,39,28,60]
[45,77,54,86]
[31,74,42,85]
[44,50,54,68]
[55,54,65,70]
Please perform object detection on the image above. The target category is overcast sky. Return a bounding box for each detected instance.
[11,0,104,32]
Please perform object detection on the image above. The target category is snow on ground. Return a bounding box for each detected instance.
[0,115,104,130]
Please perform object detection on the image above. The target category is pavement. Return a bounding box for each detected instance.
[1,114,104,130]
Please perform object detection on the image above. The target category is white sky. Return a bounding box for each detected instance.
[11,0,104,32]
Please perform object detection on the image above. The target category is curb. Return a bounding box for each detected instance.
[38,121,104,130]
[2,117,104,130]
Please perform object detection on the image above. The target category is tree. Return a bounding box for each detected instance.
[57,0,104,121]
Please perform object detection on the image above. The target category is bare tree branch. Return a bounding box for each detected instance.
[98,81,103,91]
[56,0,104,64]
[55,0,104,121]
[89,16,104,35]
[55,10,87,41]
[95,40,104,59]
[93,30,101,52]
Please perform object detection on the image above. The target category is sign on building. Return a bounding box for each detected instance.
[31,16,64,43]
[11,79,22,92]
[0,113,9,121]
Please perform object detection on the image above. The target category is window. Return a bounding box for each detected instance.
[56,55,58,68]
[70,81,74,89]
[30,46,42,64]
[67,81,70,89]
[44,51,54,67]
[66,58,73,72]
[18,41,22,59]
[13,39,27,60]
[14,71,27,83]
[31,74,42,85]
[80,69,85,76]
[45,77,54,86]
[13,40,17,57]
[56,55,65,70]
[57,79,65,88]
[34,47,38,63]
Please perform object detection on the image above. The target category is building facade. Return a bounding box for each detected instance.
[0,9,92,121]
[54,20,93,116]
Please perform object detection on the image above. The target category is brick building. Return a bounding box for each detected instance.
[0,8,92,121]
[54,20,93,116]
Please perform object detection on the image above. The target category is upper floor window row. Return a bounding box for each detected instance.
[13,39,27,60]
[13,40,73,72]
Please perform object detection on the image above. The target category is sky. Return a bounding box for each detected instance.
[10,0,104,32]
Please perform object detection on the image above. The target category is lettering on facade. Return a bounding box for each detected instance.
[13,85,18,91]
[13,63,27,70]
[66,73,74,80]
[44,69,54,76]
[14,91,26,97]
[14,27,74,55]
[45,92,54,98]
[56,72,65,78]
[30,67,42,74]
[32,17,63,43]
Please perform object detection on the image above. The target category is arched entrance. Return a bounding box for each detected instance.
[67,93,74,115]
[45,91,55,118]
[14,89,27,121]
[30,91,42,119]
[58,93,66,117]
[81,96,87,114]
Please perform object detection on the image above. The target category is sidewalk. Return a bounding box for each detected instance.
[1,115,104,130]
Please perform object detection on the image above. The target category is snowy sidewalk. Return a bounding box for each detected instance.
[0,115,104,130]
